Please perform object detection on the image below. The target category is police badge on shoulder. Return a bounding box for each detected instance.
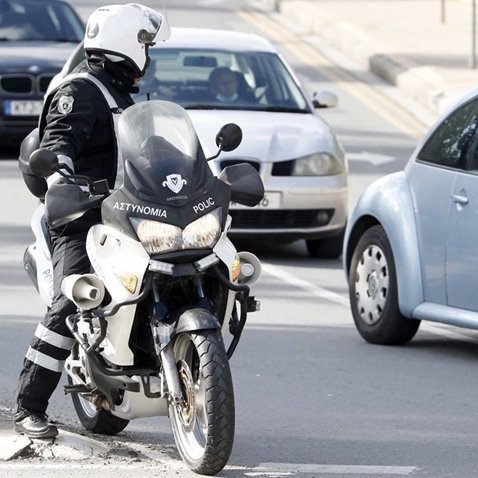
[58,95,74,115]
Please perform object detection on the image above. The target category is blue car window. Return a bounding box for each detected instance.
[418,98,478,170]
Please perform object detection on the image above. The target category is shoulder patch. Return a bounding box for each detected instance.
[57,95,74,115]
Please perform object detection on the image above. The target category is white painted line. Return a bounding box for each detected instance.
[262,263,350,307]
[0,462,418,475]
[254,462,418,475]
[0,317,39,324]
[0,464,162,470]
[0,285,35,292]
[262,264,478,344]
[421,322,478,344]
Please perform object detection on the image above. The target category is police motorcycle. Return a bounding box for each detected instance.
[20,100,264,475]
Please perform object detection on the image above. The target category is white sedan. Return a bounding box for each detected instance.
[51,27,348,258]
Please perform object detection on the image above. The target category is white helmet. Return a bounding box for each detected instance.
[84,3,170,76]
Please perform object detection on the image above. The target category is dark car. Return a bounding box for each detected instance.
[0,0,84,149]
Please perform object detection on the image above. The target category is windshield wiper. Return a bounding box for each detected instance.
[261,106,309,113]
[49,38,80,42]
[184,104,218,110]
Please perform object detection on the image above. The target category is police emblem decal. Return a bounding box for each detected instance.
[58,96,74,115]
[162,174,187,194]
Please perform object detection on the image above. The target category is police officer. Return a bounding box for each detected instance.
[13,3,170,439]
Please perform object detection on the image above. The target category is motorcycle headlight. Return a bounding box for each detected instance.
[130,218,182,254]
[292,152,343,176]
[130,208,221,254]
[183,209,221,248]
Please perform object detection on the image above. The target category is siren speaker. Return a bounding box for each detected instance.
[237,251,262,285]
[61,273,105,310]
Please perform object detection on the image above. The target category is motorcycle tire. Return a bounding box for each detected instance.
[169,329,235,476]
[67,375,129,436]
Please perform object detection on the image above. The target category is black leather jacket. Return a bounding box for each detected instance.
[40,60,135,190]
[37,59,136,233]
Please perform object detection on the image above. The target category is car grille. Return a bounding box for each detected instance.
[220,159,260,171]
[229,209,334,229]
[0,74,55,94]
[271,160,294,176]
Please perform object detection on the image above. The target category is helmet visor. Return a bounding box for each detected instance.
[136,8,163,45]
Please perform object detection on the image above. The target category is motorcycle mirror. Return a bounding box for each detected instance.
[29,148,59,177]
[215,123,242,152]
[218,162,264,207]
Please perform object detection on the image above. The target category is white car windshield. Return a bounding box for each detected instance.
[137,48,310,113]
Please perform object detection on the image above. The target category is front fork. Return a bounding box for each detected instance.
[149,277,216,406]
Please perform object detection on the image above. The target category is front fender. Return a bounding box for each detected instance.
[344,171,423,317]
[157,307,221,349]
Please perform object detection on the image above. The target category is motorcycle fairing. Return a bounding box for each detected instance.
[100,100,232,237]
[26,204,54,306]
[86,224,151,365]
[101,177,231,237]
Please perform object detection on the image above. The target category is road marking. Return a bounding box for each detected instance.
[239,10,427,139]
[421,322,478,344]
[263,264,478,343]
[251,463,418,475]
[0,462,418,475]
[348,151,396,166]
[262,263,349,307]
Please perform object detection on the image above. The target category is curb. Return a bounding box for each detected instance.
[0,415,110,461]
[277,0,449,116]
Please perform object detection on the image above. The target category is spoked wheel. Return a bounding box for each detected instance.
[169,329,235,475]
[349,225,420,345]
[67,346,129,435]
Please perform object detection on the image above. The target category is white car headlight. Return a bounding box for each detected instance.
[292,152,343,176]
[130,208,221,254]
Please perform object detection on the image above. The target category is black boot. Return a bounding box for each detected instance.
[13,407,58,439]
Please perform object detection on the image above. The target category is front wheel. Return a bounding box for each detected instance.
[169,329,235,475]
[348,225,420,345]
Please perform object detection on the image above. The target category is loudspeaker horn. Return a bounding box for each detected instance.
[61,273,105,310]
[237,251,262,285]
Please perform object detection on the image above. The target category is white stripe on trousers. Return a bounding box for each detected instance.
[35,323,75,350]
[26,346,64,373]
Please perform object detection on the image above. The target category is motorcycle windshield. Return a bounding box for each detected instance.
[118,100,213,203]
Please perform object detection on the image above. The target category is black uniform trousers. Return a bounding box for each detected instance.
[15,228,90,414]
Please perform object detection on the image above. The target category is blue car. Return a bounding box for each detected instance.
[343,88,478,344]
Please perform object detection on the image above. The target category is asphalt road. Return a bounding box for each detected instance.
[2,1,478,477]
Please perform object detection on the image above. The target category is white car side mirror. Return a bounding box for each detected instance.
[312,90,338,109]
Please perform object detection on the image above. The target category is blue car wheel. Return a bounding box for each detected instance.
[348,225,420,345]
